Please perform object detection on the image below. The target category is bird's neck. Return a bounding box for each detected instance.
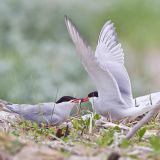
[59,102,75,115]
[89,97,98,111]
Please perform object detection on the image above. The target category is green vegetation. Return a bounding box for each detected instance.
[149,136,160,153]
[0,113,158,159]
[97,127,119,146]
[137,127,146,141]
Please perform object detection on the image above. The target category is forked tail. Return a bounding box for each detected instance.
[123,104,155,120]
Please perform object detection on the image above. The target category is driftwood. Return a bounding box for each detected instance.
[126,101,160,139]
[123,92,160,139]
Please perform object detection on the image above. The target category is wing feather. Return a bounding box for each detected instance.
[95,20,133,106]
[65,16,123,102]
[95,21,124,64]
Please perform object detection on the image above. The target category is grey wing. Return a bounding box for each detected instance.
[25,113,62,125]
[65,16,123,102]
[6,103,60,125]
[7,103,56,114]
[95,21,133,106]
[6,104,34,115]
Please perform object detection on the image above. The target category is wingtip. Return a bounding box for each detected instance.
[64,15,68,20]
[106,20,115,29]
[64,16,76,32]
[64,15,71,23]
[64,15,71,27]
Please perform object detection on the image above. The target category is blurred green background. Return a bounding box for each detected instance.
[0,0,160,103]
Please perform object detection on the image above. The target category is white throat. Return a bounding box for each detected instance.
[58,102,75,116]
[89,97,98,111]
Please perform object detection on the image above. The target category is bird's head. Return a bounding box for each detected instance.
[56,96,81,104]
[81,91,98,104]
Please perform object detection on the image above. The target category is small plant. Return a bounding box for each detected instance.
[71,113,101,135]
[94,113,101,120]
[137,127,146,141]
[71,117,90,133]
[11,120,56,141]
[149,136,160,153]
[97,127,121,147]
[120,138,131,148]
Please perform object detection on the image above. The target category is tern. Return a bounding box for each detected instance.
[65,16,153,120]
[0,96,81,125]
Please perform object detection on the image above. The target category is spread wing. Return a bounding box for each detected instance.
[5,103,56,117]
[65,16,123,102]
[95,21,133,106]
[95,20,124,64]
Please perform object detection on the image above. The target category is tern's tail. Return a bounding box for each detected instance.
[122,104,154,120]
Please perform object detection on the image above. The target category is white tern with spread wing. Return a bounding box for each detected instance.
[65,16,154,120]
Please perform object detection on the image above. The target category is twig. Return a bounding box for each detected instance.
[133,145,153,152]
[80,126,86,135]
[89,113,93,134]
[96,120,130,131]
[135,98,138,107]
[149,93,152,105]
[64,124,69,137]
[126,101,160,140]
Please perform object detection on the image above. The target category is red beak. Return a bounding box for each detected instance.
[81,97,89,102]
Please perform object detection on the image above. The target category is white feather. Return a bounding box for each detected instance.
[65,16,155,120]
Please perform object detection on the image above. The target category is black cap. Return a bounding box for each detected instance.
[55,96,76,104]
[88,91,98,98]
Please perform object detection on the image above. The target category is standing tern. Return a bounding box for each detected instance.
[65,16,154,120]
[0,96,81,125]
